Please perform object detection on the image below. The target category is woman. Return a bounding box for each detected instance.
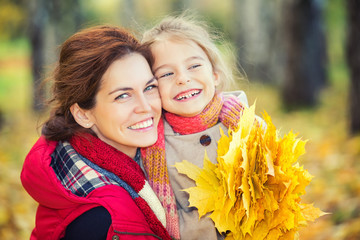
[21,25,172,240]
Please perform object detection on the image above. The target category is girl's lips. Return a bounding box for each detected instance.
[174,89,201,101]
[128,118,153,130]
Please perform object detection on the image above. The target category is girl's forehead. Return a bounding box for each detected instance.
[150,38,215,70]
[152,37,202,53]
[152,33,194,45]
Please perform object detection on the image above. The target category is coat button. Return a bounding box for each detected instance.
[112,235,119,240]
[200,134,211,146]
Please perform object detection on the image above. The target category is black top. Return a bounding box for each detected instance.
[62,206,111,240]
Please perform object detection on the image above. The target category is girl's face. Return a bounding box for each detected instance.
[151,39,219,117]
[85,53,161,158]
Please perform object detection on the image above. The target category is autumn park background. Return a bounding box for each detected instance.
[0,0,360,239]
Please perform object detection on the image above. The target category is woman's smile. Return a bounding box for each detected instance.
[128,117,154,130]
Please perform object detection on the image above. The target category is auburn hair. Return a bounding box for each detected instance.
[42,25,151,141]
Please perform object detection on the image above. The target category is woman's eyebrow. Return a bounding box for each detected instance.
[108,77,157,95]
[146,77,157,85]
[108,87,132,95]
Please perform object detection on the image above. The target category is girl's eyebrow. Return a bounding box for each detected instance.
[153,64,170,74]
[108,77,157,95]
[153,56,205,73]
[186,56,205,62]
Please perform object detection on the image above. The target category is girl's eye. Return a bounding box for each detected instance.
[145,84,158,92]
[115,93,129,101]
[189,64,201,70]
[159,72,173,78]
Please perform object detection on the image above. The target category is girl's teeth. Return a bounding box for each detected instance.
[177,90,200,100]
[128,119,153,130]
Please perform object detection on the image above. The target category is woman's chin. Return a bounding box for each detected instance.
[137,134,158,148]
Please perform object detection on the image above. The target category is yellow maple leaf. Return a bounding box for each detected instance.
[175,104,325,239]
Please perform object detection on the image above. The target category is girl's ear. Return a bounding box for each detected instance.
[213,71,220,87]
[70,103,94,128]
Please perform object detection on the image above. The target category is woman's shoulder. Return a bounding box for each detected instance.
[26,136,58,158]
[20,136,64,207]
[21,136,58,178]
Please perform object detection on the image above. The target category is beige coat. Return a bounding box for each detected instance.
[164,91,248,240]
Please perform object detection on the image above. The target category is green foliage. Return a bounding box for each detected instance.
[324,0,349,85]
[0,39,29,59]
[0,39,31,112]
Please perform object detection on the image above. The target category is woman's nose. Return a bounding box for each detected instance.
[134,94,152,113]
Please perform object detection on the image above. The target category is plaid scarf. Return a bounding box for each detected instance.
[51,141,120,197]
[141,93,245,239]
[69,133,172,240]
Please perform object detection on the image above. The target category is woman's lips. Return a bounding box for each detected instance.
[128,118,153,130]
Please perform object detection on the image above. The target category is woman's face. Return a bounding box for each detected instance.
[86,53,161,158]
[151,39,219,117]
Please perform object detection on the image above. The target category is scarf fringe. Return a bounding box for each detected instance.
[141,119,181,239]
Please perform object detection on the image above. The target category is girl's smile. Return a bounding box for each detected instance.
[151,39,219,117]
[174,89,202,101]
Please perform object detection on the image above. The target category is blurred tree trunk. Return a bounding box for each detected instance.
[282,0,327,109]
[48,0,83,45]
[28,0,47,111]
[27,0,84,112]
[231,0,282,84]
[346,0,360,134]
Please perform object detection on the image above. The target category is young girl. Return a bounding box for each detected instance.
[141,15,249,240]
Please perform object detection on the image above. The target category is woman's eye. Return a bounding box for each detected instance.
[145,84,158,92]
[115,93,129,101]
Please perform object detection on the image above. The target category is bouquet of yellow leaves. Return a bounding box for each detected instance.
[175,104,325,240]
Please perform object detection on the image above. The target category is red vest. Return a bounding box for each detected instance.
[21,137,162,240]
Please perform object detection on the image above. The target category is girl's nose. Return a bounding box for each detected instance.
[175,71,190,85]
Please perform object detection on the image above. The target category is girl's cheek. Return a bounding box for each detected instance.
[158,89,170,105]
[157,83,166,96]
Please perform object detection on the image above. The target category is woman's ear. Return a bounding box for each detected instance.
[70,103,93,128]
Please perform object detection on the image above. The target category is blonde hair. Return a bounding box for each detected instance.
[142,13,237,91]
